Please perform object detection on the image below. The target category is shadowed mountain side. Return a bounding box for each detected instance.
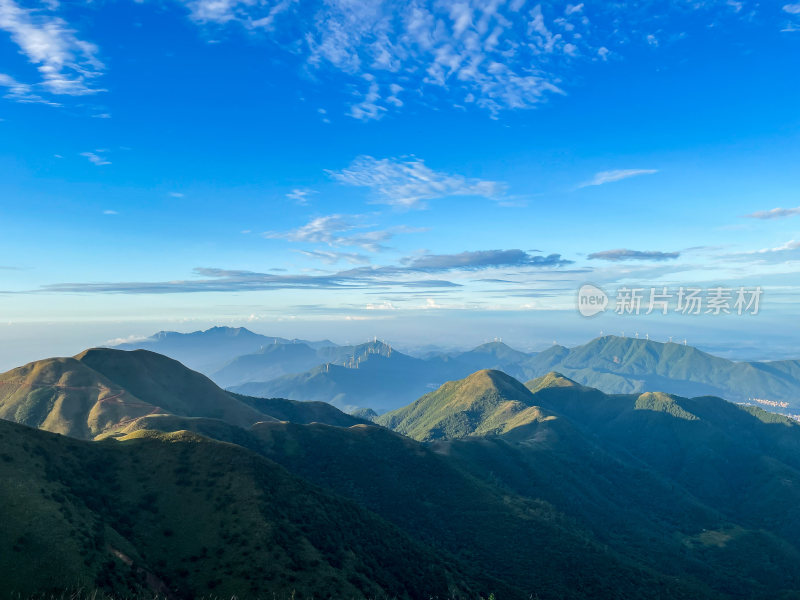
[371,369,800,597]
[0,418,480,599]
[230,352,464,412]
[247,420,709,600]
[230,393,370,427]
[228,342,535,412]
[523,378,800,547]
[211,343,322,388]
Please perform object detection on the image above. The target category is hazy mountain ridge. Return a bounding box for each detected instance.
[115,327,338,375]
[521,336,800,409]
[189,330,800,414]
[228,340,543,411]
[229,341,477,412]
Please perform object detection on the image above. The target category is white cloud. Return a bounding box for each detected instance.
[103,334,149,346]
[579,169,658,188]
[264,214,424,252]
[103,209,118,215]
[171,0,767,119]
[782,3,800,32]
[298,249,371,265]
[0,72,59,105]
[0,0,104,98]
[286,188,314,205]
[181,0,586,118]
[81,150,110,166]
[743,205,800,220]
[328,155,506,209]
[754,239,800,253]
[182,0,295,28]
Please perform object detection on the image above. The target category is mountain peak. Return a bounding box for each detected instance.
[526,371,581,394]
[203,326,257,337]
[463,367,521,387]
[377,369,541,441]
[471,341,514,352]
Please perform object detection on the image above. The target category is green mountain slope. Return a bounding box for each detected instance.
[244,420,710,600]
[0,418,478,599]
[522,335,800,407]
[377,369,800,598]
[377,369,550,440]
[523,377,800,545]
[77,348,267,429]
[0,356,159,439]
[230,392,370,426]
[0,349,269,439]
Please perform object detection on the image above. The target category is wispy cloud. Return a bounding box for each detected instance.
[80,150,110,166]
[297,250,371,265]
[587,248,680,261]
[26,246,577,295]
[752,239,800,254]
[183,0,295,27]
[32,265,461,294]
[403,250,573,271]
[0,0,104,99]
[309,1,579,119]
[0,72,59,105]
[328,155,506,209]
[103,209,118,215]
[171,1,761,119]
[784,4,800,15]
[286,188,314,205]
[578,169,658,188]
[174,0,592,118]
[743,205,800,219]
[263,214,424,252]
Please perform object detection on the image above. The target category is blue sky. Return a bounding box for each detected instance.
[1,0,800,367]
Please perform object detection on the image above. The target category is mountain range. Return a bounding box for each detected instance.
[115,327,336,374]
[4,343,800,597]
[117,327,800,414]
